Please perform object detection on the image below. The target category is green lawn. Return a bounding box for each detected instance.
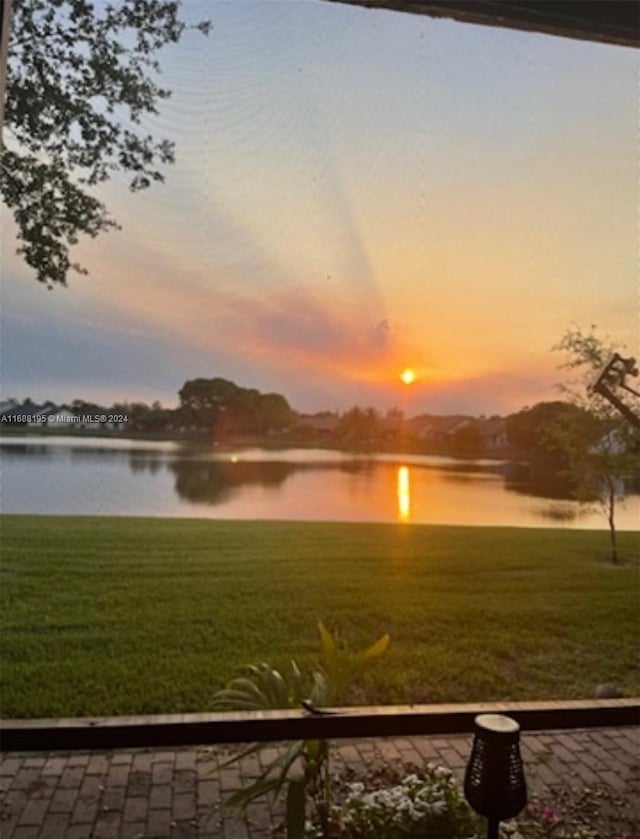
[1,515,638,718]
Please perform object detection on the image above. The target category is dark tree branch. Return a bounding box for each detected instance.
[1,0,210,287]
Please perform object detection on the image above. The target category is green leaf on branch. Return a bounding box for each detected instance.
[3,0,211,287]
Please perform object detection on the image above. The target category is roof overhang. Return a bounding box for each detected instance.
[324,1,640,48]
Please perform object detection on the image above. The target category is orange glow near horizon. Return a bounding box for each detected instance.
[397,466,411,521]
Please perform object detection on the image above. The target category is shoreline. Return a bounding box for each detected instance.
[0,426,515,461]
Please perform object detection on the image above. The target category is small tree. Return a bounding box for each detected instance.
[333,406,382,449]
[213,623,390,838]
[553,325,639,563]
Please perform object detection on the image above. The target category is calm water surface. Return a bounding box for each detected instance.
[1,436,638,529]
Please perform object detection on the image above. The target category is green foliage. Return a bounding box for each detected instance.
[258,392,296,434]
[2,0,210,286]
[213,661,306,711]
[212,623,390,837]
[506,402,589,459]
[552,325,640,562]
[553,324,640,428]
[178,377,294,435]
[213,624,389,713]
[449,422,484,458]
[317,622,390,706]
[554,324,612,384]
[505,401,596,485]
[333,407,383,449]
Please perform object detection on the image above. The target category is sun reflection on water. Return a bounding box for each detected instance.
[397,466,411,521]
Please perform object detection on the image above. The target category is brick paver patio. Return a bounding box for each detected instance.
[1,728,638,838]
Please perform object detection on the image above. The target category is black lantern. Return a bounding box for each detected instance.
[464,714,527,839]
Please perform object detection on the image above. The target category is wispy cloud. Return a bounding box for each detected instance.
[210,289,421,383]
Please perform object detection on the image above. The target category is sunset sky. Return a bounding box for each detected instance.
[2,0,637,416]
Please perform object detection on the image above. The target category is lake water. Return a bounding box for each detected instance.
[0,435,638,529]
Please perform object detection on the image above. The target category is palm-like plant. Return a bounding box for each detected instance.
[212,623,390,838]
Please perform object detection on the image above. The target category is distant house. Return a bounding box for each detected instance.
[0,398,18,416]
[66,413,126,433]
[0,405,22,423]
[439,417,473,438]
[0,402,83,429]
[407,416,438,441]
[590,428,629,457]
[44,409,79,428]
[101,418,127,432]
[296,412,339,438]
[28,405,61,427]
[409,414,472,445]
[0,401,129,434]
[0,400,50,426]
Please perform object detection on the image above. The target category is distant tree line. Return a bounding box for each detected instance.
[309,406,504,457]
[109,378,296,437]
[2,378,295,439]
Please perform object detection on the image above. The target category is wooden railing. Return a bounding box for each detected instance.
[2,699,638,752]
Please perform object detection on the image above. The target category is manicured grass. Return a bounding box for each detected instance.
[0,515,638,718]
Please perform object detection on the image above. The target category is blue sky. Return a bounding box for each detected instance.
[2,0,637,414]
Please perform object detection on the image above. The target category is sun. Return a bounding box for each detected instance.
[400,368,416,386]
